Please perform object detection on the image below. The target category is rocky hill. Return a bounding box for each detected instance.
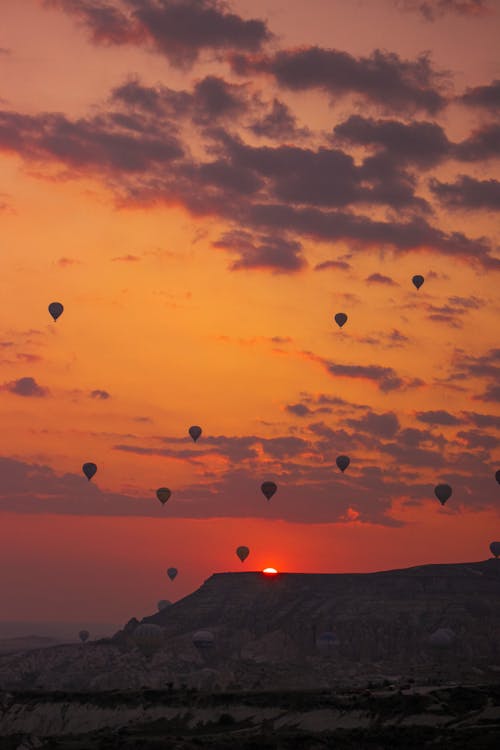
[0,559,499,693]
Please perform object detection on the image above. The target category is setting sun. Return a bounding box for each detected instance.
[262,568,279,576]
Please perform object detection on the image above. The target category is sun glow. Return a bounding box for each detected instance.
[262,567,278,575]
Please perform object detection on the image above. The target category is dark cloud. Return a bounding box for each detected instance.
[286,403,313,417]
[416,410,462,426]
[477,384,500,403]
[314,259,351,271]
[461,79,500,111]
[430,175,500,211]
[455,123,500,161]
[1,377,48,397]
[57,257,80,267]
[463,411,500,430]
[395,0,491,21]
[345,410,400,438]
[306,352,424,392]
[243,203,498,269]
[90,389,111,399]
[213,230,306,272]
[457,429,498,450]
[47,0,271,68]
[230,47,447,114]
[333,115,451,167]
[366,272,398,285]
[250,99,308,140]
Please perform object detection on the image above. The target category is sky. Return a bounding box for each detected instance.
[0,0,499,626]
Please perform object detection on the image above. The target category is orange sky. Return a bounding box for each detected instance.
[0,0,498,625]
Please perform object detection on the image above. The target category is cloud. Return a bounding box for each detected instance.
[304,351,424,392]
[57,256,80,267]
[345,410,400,438]
[457,429,498,450]
[231,46,448,114]
[416,410,463,426]
[455,123,500,161]
[463,411,500,429]
[314,259,351,271]
[430,175,500,211]
[333,115,451,167]
[250,99,308,140]
[366,272,398,285]
[1,377,48,397]
[460,79,500,111]
[47,0,271,68]
[395,0,491,21]
[112,253,141,261]
[213,230,306,272]
[90,389,111,399]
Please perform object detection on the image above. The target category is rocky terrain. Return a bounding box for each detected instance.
[1,559,499,746]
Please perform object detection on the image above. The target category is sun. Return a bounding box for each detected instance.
[262,567,278,575]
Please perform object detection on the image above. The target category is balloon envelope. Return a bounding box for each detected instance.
[133,623,164,655]
[236,545,250,563]
[261,481,277,500]
[82,462,97,481]
[336,455,350,473]
[189,426,202,442]
[490,542,500,558]
[192,630,215,649]
[334,312,348,328]
[167,567,178,581]
[412,275,424,290]
[428,628,455,649]
[78,630,89,643]
[434,483,452,505]
[48,302,64,321]
[156,487,171,505]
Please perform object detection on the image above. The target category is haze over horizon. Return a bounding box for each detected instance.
[0,0,499,626]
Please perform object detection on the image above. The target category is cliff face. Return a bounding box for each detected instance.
[0,560,499,693]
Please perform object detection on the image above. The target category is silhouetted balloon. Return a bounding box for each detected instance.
[412,275,424,290]
[156,487,171,505]
[192,630,215,650]
[336,455,350,473]
[490,542,500,558]
[189,426,202,442]
[133,623,164,655]
[82,462,97,481]
[261,481,277,500]
[48,302,64,321]
[496,470,500,484]
[428,628,455,649]
[157,599,171,611]
[334,312,348,328]
[434,483,452,505]
[236,545,249,563]
[167,567,178,581]
[79,630,89,643]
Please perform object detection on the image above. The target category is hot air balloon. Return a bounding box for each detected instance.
[189,426,202,442]
[496,470,500,484]
[133,623,164,656]
[434,483,452,505]
[79,630,89,643]
[82,462,97,481]
[157,600,171,611]
[192,630,215,652]
[261,481,277,500]
[167,567,178,581]
[334,312,348,328]
[412,275,424,290]
[490,542,500,558]
[48,302,64,321]
[156,487,171,505]
[428,628,455,649]
[236,546,249,563]
[336,455,350,473]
